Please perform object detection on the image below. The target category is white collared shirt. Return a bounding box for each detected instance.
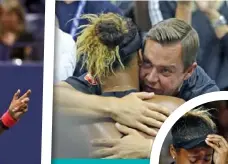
[54,27,77,83]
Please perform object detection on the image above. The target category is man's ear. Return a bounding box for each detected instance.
[138,49,143,66]
[184,62,197,80]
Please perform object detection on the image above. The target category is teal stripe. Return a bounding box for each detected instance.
[52,159,150,164]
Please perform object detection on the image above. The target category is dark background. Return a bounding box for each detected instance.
[0,63,43,164]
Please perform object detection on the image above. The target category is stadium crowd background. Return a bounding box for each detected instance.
[0,0,44,62]
[0,0,44,164]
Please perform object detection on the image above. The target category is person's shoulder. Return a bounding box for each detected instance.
[55,27,76,57]
[179,66,219,101]
[55,27,76,55]
[55,28,75,44]
[189,66,218,89]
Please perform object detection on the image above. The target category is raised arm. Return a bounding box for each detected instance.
[54,81,118,118]
[0,89,31,135]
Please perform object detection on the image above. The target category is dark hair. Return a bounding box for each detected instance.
[96,20,125,47]
[171,108,217,150]
[77,13,141,81]
[113,17,141,69]
[144,18,199,70]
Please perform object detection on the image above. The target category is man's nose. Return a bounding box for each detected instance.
[146,67,159,83]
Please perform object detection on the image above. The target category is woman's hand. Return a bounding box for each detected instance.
[8,89,31,120]
[206,134,228,164]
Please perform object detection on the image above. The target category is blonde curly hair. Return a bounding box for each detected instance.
[76,13,129,82]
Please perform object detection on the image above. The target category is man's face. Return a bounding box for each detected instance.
[139,40,194,96]
[175,147,214,164]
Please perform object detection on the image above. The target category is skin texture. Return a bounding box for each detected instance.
[53,94,185,158]
[139,40,196,96]
[0,89,31,135]
[206,134,228,164]
[53,52,186,158]
[169,134,228,164]
[170,145,214,164]
[175,1,192,24]
[88,95,185,158]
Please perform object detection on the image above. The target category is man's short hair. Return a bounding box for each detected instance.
[144,18,199,70]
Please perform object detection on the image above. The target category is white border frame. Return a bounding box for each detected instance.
[41,0,55,163]
[150,91,228,164]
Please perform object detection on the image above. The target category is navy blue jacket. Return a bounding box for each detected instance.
[159,1,228,90]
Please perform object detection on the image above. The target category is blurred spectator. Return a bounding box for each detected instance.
[54,17,77,83]
[55,0,123,40]
[149,0,228,91]
[0,0,36,61]
[0,0,26,45]
[20,0,45,13]
[24,12,44,42]
[0,0,44,61]
[20,0,45,60]
[112,1,152,35]
[148,0,163,26]
[203,100,228,140]
[217,102,228,140]
[134,1,152,35]
[111,1,134,20]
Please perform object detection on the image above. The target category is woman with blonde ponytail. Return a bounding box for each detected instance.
[53,13,185,159]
